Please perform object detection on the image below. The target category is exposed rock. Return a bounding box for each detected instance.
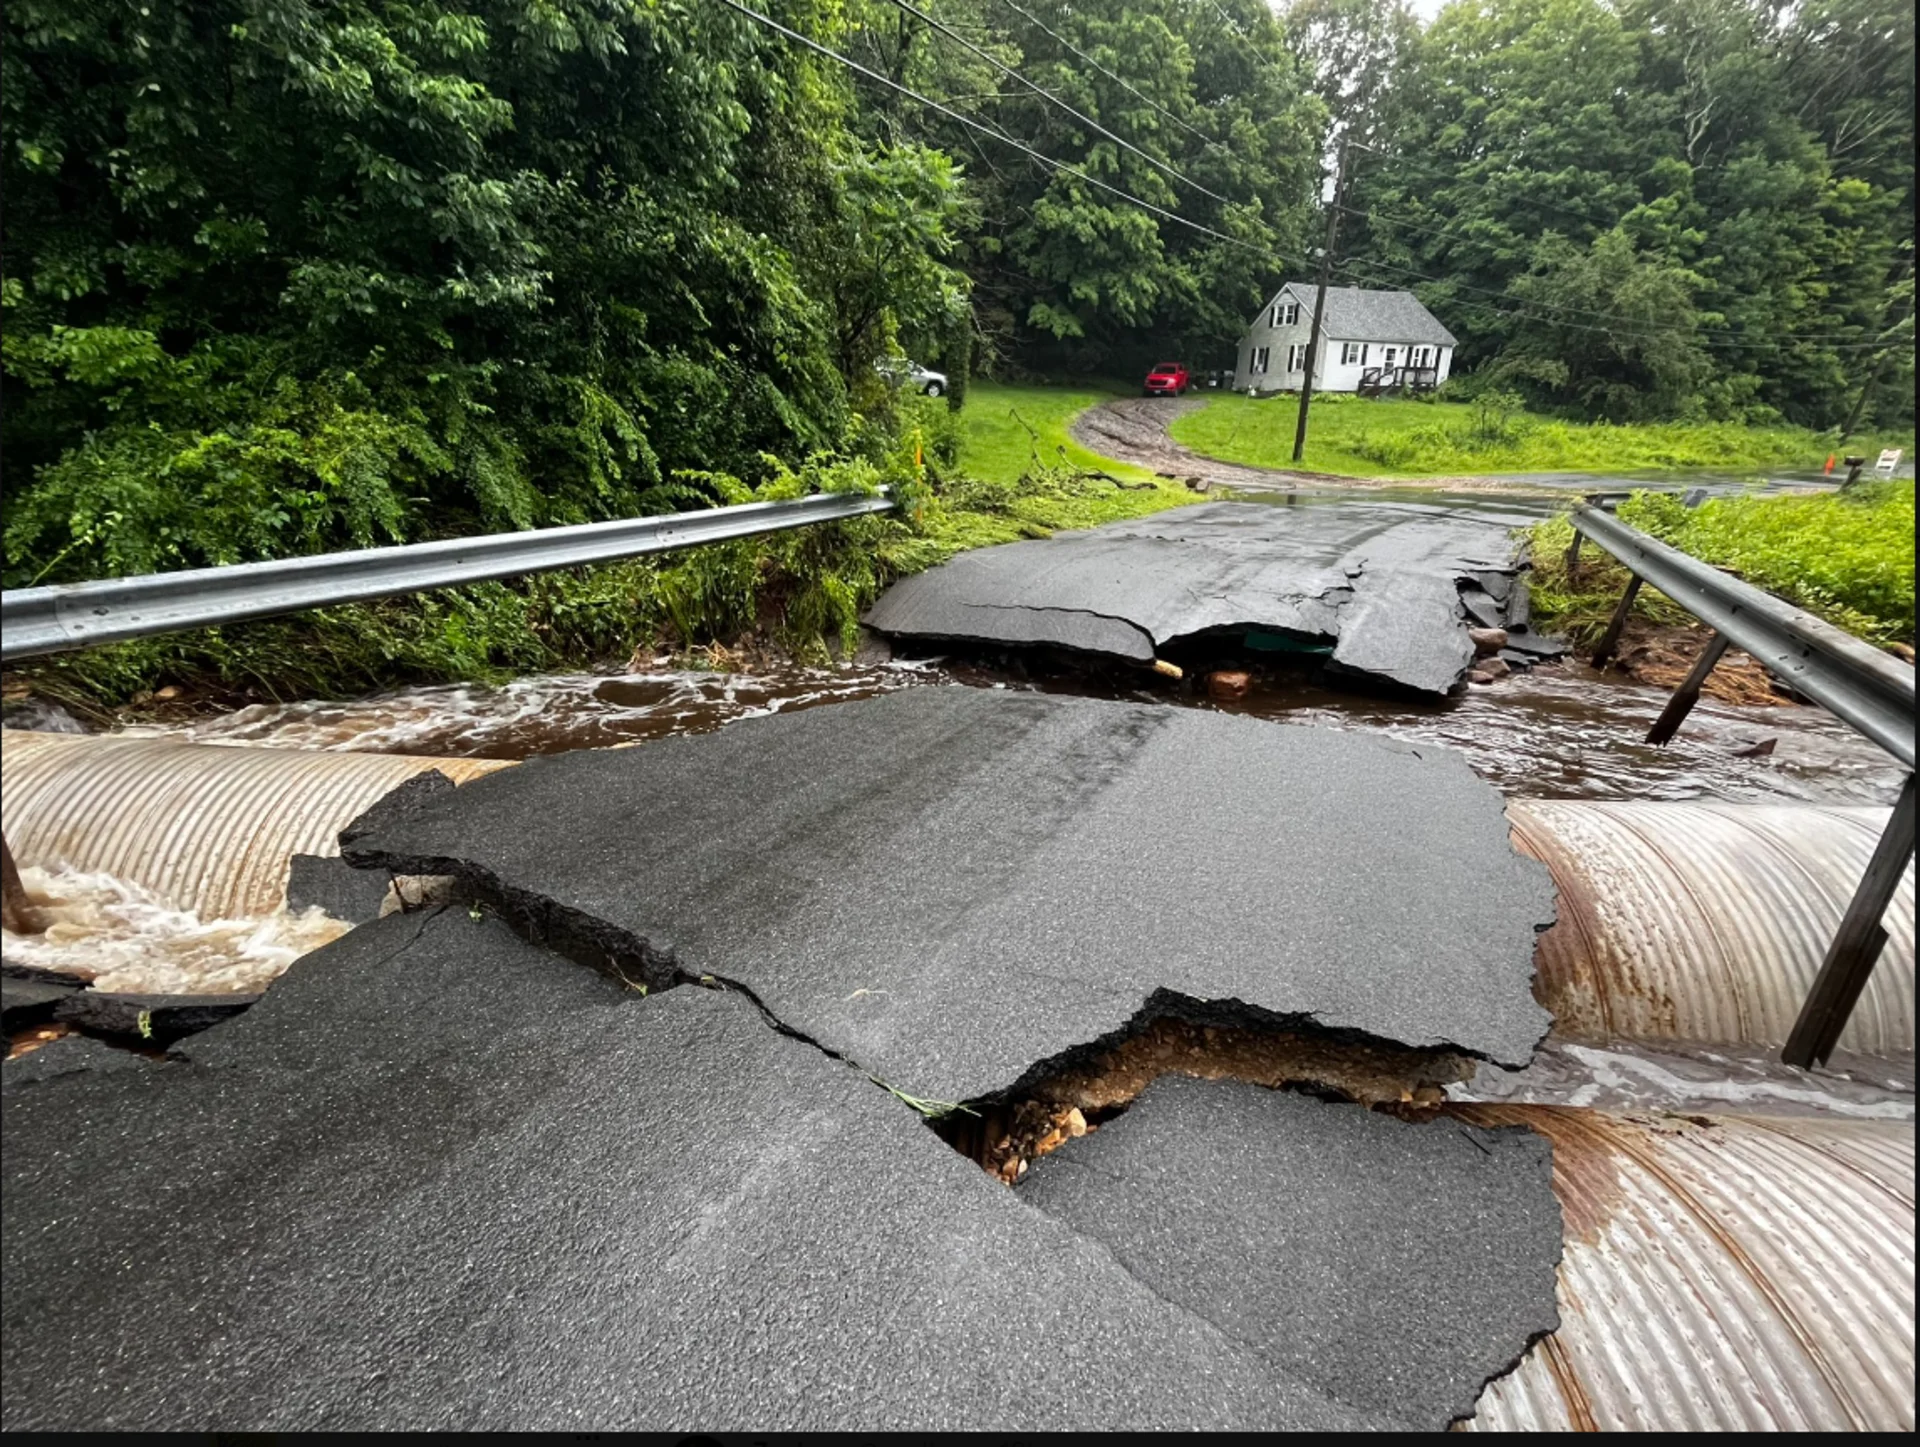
[1206,670,1251,700]
[1469,627,1510,657]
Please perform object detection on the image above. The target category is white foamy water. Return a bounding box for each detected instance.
[3,865,351,996]
[1451,1037,1915,1120]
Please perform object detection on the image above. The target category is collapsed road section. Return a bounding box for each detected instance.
[863,501,1563,696]
[338,687,1558,1097]
[1,908,1562,1432]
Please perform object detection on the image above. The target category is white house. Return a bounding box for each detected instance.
[1233,283,1456,395]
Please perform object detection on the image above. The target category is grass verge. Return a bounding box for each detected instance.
[1527,480,1916,647]
[1167,392,1914,479]
[957,380,1160,485]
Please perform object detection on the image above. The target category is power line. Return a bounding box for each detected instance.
[1338,204,1887,347]
[1339,252,1891,352]
[882,0,1231,204]
[711,0,1295,265]
[987,0,1226,157]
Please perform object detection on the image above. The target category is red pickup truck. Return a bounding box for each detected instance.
[1143,362,1191,396]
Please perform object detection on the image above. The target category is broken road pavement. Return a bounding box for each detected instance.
[1,907,1561,1432]
[340,688,1557,1101]
[864,501,1559,696]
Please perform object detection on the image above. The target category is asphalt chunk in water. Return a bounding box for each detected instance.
[864,501,1529,696]
[1019,1074,1564,1429]
[1,910,1388,1431]
[340,688,1556,1098]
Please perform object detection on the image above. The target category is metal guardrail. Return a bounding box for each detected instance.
[0,490,894,662]
[1569,503,1914,769]
[1567,501,1917,1068]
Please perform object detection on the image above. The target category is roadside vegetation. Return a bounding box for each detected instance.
[1167,392,1915,479]
[956,382,1159,486]
[1527,480,1917,648]
[3,0,1911,713]
[10,391,1194,717]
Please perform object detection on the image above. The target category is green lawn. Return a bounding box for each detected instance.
[957,380,1159,485]
[891,381,1198,569]
[1166,393,1914,479]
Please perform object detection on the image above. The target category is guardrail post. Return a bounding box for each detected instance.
[2,831,41,935]
[1646,631,1731,745]
[1783,772,1917,1068]
[1589,575,1643,670]
[1563,530,1583,580]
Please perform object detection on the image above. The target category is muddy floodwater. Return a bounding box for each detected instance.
[17,482,1913,1123]
[118,652,1907,807]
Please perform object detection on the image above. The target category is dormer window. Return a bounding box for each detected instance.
[1270,299,1301,327]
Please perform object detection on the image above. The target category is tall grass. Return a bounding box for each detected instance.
[1528,480,1916,645]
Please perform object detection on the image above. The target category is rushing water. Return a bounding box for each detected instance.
[10,487,1911,1114]
[108,653,1904,806]
[4,864,349,996]
[1450,1037,1914,1120]
[117,658,946,759]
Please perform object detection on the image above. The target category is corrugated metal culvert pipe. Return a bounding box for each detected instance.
[1511,800,1916,1058]
[0,730,511,918]
[1459,1107,1914,1432]
[2,734,1913,1431]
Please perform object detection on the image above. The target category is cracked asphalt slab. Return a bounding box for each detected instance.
[864,500,1529,696]
[1020,1074,1564,1429]
[2,910,1417,1432]
[340,688,1555,1097]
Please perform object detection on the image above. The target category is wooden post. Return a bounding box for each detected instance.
[2,832,41,936]
[1292,143,1346,464]
[1588,575,1643,670]
[1646,631,1731,745]
[1783,773,1917,1068]
[1563,530,1583,580]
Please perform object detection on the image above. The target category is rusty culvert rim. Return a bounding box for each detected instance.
[1459,1107,1915,1432]
[1511,800,1916,1057]
[0,729,512,919]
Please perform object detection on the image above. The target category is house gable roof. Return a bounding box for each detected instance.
[1264,283,1457,346]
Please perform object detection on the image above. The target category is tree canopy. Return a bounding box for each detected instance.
[2,0,1913,588]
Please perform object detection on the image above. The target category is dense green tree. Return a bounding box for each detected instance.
[2,0,964,584]
[1342,0,1912,426]
[847,0,1323,375]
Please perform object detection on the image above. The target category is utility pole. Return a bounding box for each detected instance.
[1293,142,1346,464]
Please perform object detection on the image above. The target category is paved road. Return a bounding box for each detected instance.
[342,690,1555,1094]
[2,912,1397,1431]
[1074,397,1574,495]
[4,756,1563,1431]
[1073,396,1854,496]
[867,500,1559,695]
